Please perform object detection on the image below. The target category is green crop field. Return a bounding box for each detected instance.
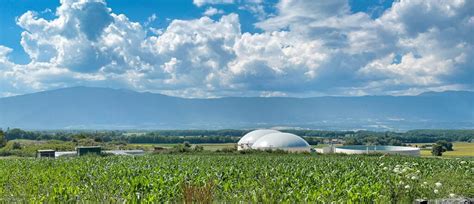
[0,154,472,202]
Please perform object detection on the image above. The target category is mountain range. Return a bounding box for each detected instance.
[0,87,472,130]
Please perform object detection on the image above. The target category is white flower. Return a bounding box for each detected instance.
[380,163,385,166]
[393,168,400,173]
[449,193,455,197]
[402,168,408,173]
[460,161,466,164]
[383,167,388,170]
[435,182,442,187]
[434,189,439,194]
[416,170,421,174]
[399,181,404,185]
[404,185,410,189]
[411,176,418,180]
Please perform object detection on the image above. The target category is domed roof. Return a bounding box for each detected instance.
[237,129,280,145]
[252,132,310,151]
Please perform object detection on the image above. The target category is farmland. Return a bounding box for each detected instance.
[410,142,474,157]
[0,154,472,202]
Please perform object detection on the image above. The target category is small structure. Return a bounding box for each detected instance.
[76,146,102,156]
[37,149,56,158]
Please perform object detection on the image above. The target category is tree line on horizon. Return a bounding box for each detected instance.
[0,128,472,148]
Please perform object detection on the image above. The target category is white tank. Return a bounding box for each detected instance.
[251,132,311,152]
[237,129,280,150]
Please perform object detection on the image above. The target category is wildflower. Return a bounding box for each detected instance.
[460,161,466,164]
[435,182,442,188]
[393,168,400,173]
[449,193,455,197]
[434,189,439,194]
[379,163,384,166]
[411,176,418,180]
[402,168,408,173]
[416,170,420,174]
[383,167,388,170]
[404,185,410,189]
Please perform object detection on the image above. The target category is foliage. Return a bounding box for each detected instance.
[0,140,75,157]
[0,154,472,202]
[3,128,473,145]
[431,144,443,156]
[436,140,453,151]
[0,130,5,148]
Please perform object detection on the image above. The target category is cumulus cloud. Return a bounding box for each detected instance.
[0,0,472,97]
[203,7,225,16]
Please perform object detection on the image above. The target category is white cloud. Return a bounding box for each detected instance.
[0,0,472,97]
[193,0,234,7]
[203,7,225,16]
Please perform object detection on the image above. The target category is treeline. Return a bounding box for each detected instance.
[1,128,473,145]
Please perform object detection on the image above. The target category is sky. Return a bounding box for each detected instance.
[0,0,472,98]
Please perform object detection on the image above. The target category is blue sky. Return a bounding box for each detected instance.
[0,0,472,97]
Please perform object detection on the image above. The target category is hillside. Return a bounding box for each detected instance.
[0,87,472,130]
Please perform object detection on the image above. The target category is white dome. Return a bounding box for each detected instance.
[237,129,280,150]
[251,132,311,152]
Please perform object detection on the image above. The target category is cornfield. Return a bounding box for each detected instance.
[0,154,472,202]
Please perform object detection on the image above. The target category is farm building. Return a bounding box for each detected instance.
[239,131,311,152]
[76,146,102,156]
[334,145,420,156]
[36,149,56,158]
[237,129,280,150]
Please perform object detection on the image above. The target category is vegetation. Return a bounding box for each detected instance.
[431,144,444,156]
[0,154,472,202]
[0,130,5,148]
[417,142,474,157]
[3,128,473,146]
[436,140,454,151]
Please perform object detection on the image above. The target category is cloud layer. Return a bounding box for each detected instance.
[0,0,472,97]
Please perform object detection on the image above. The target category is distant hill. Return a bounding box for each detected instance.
[0,87,472,130]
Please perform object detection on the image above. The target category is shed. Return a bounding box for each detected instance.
[37,149,56,158]
[76,146,102,156]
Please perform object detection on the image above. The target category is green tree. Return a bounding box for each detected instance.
[436,140,453,151]
[431,144,443,156]
[0,130,5,148]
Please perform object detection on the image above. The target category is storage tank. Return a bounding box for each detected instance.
[237,129,280,150]
[251,132,311,152]
[334,145,420,156]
